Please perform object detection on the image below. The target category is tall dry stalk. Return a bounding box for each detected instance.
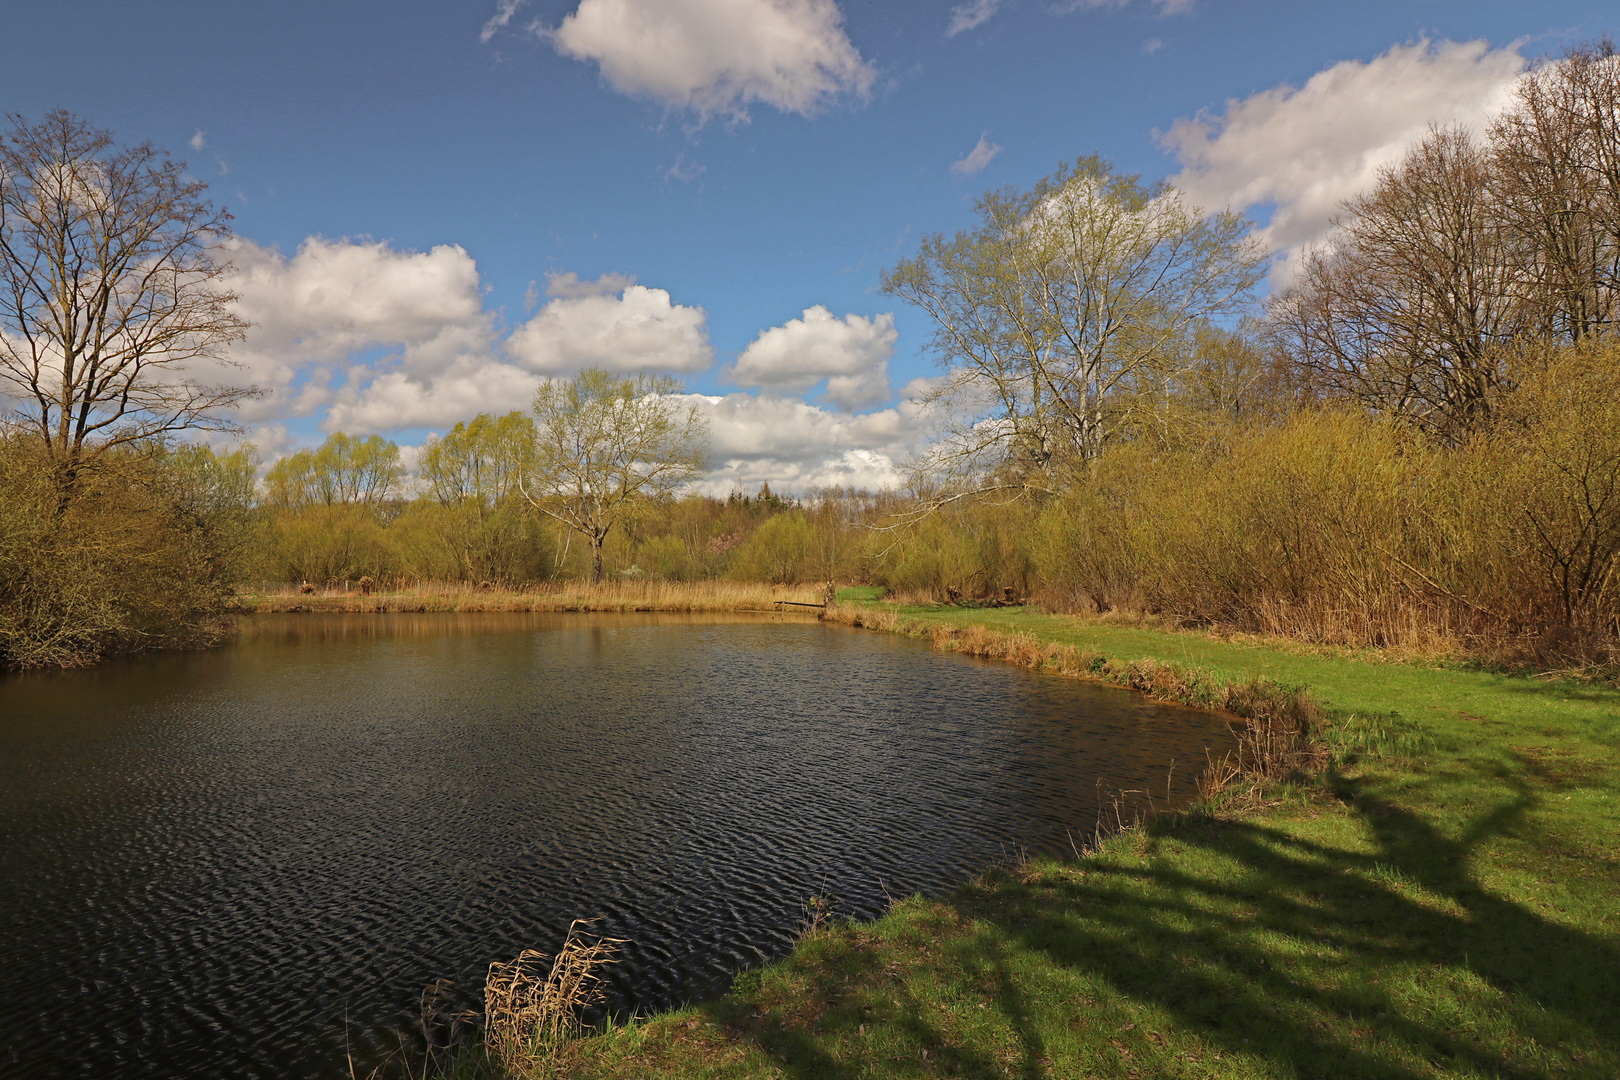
[482,920,623,1077]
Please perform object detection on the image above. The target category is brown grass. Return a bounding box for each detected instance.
[234,579,826,614]
[483,921,624,1078]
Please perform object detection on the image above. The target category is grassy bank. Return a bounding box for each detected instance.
[235,580,826,614]
[473,600,1620,1080]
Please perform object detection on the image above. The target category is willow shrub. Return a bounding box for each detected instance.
[1036,412,1482,650]
[1476,344,1620,655]
[254,504,393,585]
[728,512,817,585]
[869,498,1038,599]
[1034,348,1620,663]
[389,498,562,585]
[0,440,238,669]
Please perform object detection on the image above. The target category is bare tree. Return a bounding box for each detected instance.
[1490,39,1620,343]
[1269,127,1523,435]
[520,368,708,583]
[883,155,1264,499]
[0,111,255,486]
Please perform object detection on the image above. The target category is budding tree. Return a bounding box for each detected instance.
[883,155,1264,498]
[521,368,708,583]
[262,432,405,509]
[0,111,255,485]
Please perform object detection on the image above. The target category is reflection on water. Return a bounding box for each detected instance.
[0,613,1235,1078]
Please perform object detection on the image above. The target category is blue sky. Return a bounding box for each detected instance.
[2,0,1612,491]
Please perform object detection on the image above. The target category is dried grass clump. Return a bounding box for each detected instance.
[843,606,899,632]
[1198,682,1325,805]
[483,920,623,1077]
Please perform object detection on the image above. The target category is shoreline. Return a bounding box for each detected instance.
[509,600,1620,1080]
[233,581,827,615]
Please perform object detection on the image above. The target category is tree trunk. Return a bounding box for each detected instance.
[591,533,605,584]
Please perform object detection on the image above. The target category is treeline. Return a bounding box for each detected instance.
[237,420,906,588]
[886,43,1620,665]
[135,413,863,587]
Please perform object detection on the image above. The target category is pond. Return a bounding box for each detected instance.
[0,613,1236,1078]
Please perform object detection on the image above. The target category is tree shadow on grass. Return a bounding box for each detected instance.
[695,768,1618,1079]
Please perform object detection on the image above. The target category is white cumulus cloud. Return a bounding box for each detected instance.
[684,391,928,492]
[324,360,542,434]
[223,236,502,428]
[543,0,874,118]
[212,237,921,491]
[506,272,713,375]
[1161,38,1527,279]
[950,133,1002,176]
[947,0,1000,37]
[731,306,896,410]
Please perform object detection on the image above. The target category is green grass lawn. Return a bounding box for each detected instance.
[536,605,1620,1079]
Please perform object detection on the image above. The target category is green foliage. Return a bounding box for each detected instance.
[635,533,693,582]
[260,503,392,584]
[869,497,1036,598]
[419,412,533,506]
[165,443,262,584]
[391,497,561,585]
[727,512,816,584]
[263,432,403,509]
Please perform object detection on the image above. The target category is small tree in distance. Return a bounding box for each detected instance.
[521,368,708,583]
[0,110,257,488]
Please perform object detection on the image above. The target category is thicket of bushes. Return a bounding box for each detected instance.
[0,441,255,669]
[1032,344,1620,662]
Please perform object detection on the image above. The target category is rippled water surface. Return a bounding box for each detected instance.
[0,612,1236,1078]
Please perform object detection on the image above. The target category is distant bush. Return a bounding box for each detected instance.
[728,513,816,584]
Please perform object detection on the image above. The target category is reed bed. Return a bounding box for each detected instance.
[235,579,825,614]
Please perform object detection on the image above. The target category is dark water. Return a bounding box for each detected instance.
[0,613,1235,1078]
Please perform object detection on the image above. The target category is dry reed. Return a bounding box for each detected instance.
[482,920,624,1077]
[235,579,825,615]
